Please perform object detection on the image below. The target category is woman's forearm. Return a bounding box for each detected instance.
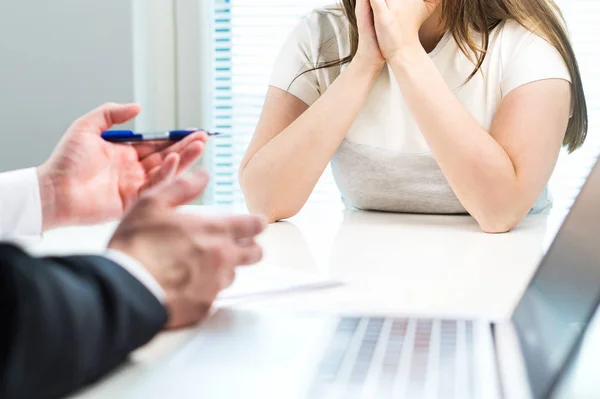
[388,46,532,232]
[241,59,381,222]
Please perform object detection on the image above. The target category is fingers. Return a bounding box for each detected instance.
[234,240,264,266]
[370,0,388,15]
[199,217,266,265]
[138,131,208,171]
[356,0,369,14]
[134,142,174,160]
[206,239,262,269]
[355,0,371,24]
[162,214,265,331]
[193,214,267,239]
[224,215,268,240]
[202,238,263,270]
[187,214,267,265]
[134,130,207,160]
[149,168,210,207]
[79,103,142,133]
[370,0,389,15]
[140,153,180,192]
[136,135,205,197]
[176,140,205,175]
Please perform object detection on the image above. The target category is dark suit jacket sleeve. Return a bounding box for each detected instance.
[0,244,168,399]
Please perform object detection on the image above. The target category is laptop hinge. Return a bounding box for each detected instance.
[494,321,534,399]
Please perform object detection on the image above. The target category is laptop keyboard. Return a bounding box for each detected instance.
[307,317,475,399]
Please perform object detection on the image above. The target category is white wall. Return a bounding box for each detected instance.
[0,0,136,171]
[132,0,177,132]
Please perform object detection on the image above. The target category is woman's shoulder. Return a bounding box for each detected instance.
[494,18,558,54]
[493,18,566,62]
[496,19,539,43]
[306,5,346,23]
[298,5,348,39]
[492,19,571,92]
[287,6,349,61]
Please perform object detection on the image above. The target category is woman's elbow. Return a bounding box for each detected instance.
[247,203,300,224]
[478,220,519,234]
[474,210,527,234]
[239,170,300,223]
[244,195,301,224]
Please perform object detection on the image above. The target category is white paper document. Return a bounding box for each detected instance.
[217,266,343,302]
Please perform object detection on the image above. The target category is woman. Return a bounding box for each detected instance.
[239,0,587,233]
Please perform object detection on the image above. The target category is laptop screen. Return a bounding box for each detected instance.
[512,158,600,399]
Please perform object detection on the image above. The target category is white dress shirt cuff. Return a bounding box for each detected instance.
[104,249,167,305]
[0,168,43,240]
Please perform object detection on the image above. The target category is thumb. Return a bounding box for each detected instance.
[148,168,210,207]
[78,102,142,133]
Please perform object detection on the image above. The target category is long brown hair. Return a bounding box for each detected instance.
[307,0,588,152]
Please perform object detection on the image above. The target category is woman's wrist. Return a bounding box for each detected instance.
[386,42,428,72]
[349,55,385,79]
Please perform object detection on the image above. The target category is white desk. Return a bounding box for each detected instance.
[19,206,597,398]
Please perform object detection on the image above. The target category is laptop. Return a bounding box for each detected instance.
[127,159,600,399]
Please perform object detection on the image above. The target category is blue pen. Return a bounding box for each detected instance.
[101,130,220,143]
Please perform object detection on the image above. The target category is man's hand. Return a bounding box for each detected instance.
[108,169,267,329]
[37,103,208,231]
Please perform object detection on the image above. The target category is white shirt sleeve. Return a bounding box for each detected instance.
[0,168,43,240]
[500,21,572,97]
[269,15,322,106]
[0,167,166,304]
[104,249,167,304]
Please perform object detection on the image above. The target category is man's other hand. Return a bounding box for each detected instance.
[108,169,267,329]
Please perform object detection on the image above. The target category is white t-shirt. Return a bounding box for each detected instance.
[269,7,571,214]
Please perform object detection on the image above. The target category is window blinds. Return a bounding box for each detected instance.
[209,0,337,206]
[209,0,599,212]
